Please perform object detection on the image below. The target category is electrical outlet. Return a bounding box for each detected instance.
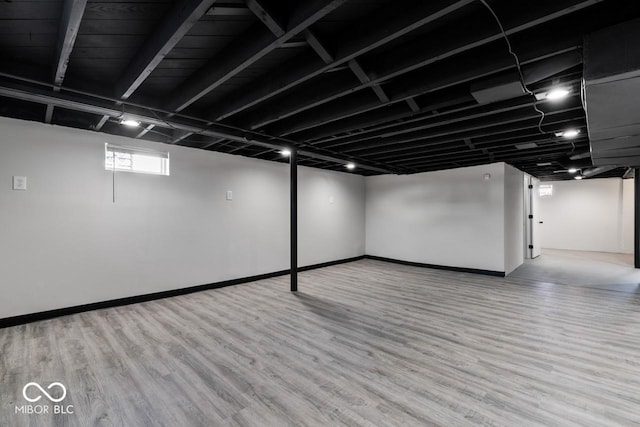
[13,176,27,190]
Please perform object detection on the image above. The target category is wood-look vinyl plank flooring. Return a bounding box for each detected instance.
[1,259,640,426]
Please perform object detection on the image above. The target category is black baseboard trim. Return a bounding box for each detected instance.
[0,255,365,329]
[364,255,506,277]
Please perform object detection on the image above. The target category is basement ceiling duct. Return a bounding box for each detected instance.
[584,18,640,166]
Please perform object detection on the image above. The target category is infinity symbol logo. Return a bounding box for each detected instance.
[22,382,67,403]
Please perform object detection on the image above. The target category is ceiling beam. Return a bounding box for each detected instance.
[136,124,156,139]
[347,59,390,103]
[303,29,333,63]
[207,0,474,121]
[298,89,476,143]
[356,115,586,160]
[0,81,394,174]
[209,0,600,123]
[380,125,587,164]
[115,0,217,100]
[53,0,88,88]
[94,115,110,131]
[317,87,582,148]
[403,144,588,170]
[307,73,581,145]
[267,44,581,136]
[366,0,599,87]
[44,104,54,124]
[256,77,579,158]
[379,135,588,165]
[246,0,285,37]
[48,0,88,123]
[258,39,582,135]
[341,109,584,157]
[406,98,420,113]
[165,0,347,113]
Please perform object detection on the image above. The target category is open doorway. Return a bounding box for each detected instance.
[514,176,637,287]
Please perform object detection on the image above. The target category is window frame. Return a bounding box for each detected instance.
[105,143,170,176]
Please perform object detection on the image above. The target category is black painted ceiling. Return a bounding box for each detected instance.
[0,0,637,179]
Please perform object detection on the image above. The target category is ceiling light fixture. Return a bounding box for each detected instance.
[545,87,571,101]
[567,168,578,174]
[555,129,580,138]
[346,163,356,170]
[120,119,140,127]
[574,176,583,180]
[562,129,580,138]
[280,149,291,156]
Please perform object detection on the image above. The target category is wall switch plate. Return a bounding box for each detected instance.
[226,190,233,201]
[13,176,27,190]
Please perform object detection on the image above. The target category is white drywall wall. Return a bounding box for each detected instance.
[539,178,634,254]
[365,163,506,273]
[504,165,524,275]
[0,117,365,318]
[298,167,365,265]
[621,178,634,254]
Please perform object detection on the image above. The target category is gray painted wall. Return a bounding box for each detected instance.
[0,117,365,318]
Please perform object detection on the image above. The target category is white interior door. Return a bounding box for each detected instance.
[524,175,532,259]
[530,177,542,258]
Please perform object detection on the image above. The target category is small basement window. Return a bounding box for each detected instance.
[539,184,553,197]
[105,144,169,176]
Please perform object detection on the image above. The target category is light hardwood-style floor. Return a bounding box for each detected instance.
[510,248,640,289]
[1,259,640,426]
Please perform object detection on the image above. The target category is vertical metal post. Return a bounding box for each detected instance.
[635,169,640,269]
[290,149,298,291]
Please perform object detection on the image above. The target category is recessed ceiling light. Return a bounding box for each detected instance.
[574,176,583,180]
[537,162,552,166]
[567,168,578,173]
[280,149,291,156]
[545,87,571,101]
[120,119,140,127]
[346,163,356,170]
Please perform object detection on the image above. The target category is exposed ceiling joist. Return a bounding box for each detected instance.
[136,124,156,139]
[298,89,476,142]
[210,0,599,124]
[207,0,474,121]
[115,0,217,100]
[245,0,285,37]
[53,0,88,88]
[317,86,581,148]
[165,0,347,112]
[44,104,54,124]
[267,44,580,136]
[47,0,88,124]
[303,29,334,64]
[340,111,581,155]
